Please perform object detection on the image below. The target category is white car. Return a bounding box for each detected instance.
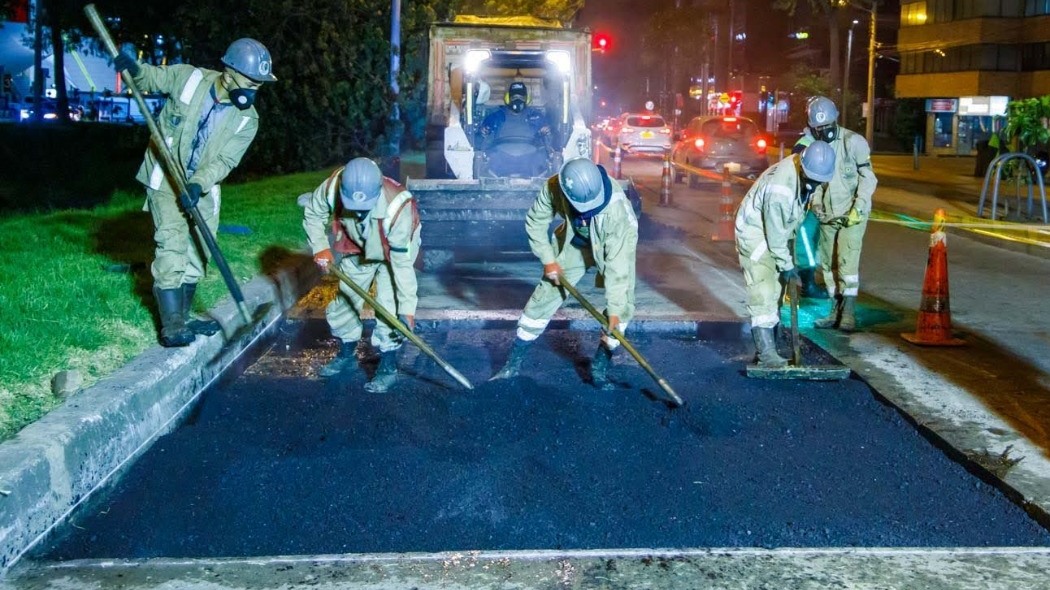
[614,112,672,156]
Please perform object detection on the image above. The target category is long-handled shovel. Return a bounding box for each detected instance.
[557,276,683,407]
[326,265,473,390]
[746,280,851,380]
[85,4,252,324]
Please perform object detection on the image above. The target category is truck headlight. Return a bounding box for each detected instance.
[465,49,491,74]
[545,50,571,74]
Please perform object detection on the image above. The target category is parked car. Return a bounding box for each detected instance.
[612,112,672,156]
[671,115,770,187]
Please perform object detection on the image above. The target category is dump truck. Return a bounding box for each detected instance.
[408,16,641,269]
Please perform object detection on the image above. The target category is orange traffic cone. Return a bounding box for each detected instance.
[659,155,673,207]
[612,145,623,179]
[711,165,735,241]
[902,209,966,346]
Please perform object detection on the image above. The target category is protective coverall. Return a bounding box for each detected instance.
[734,155,822,329]
[302,169,421,353]
[130,63,260,289]
[516,169,638,350]
[811,128,877,305]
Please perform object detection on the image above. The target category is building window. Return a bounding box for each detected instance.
[902,1,929,25]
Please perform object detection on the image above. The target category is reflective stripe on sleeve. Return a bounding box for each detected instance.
[180,69,204,104]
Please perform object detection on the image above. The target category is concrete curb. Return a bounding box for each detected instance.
[0,261,320,573]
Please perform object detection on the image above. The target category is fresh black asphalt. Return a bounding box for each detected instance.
[39,321,1050,559]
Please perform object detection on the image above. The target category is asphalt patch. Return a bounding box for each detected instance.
[38,321,1050,559]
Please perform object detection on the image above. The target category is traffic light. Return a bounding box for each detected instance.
[594,33,610,53]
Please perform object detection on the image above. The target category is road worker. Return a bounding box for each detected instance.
[114,39,276,347]
[735,141,836,368]
[491,158,638,389]
[803,96,879,331]
[302,158,421,393]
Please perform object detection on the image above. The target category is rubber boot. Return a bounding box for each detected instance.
[799,268,827,299]
[838,296,858,332]
[490,338,531,380]
[364,350,399,393]
[590,344,615,390]
[318,340,359,378]
[182,283,221,336]
[154,286,194,347]
[752,326,788,368]
[813,296,842,329]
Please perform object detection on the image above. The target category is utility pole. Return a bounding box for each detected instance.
[864,1,877,146]
[382,0,403,180]
[843,19,858,126]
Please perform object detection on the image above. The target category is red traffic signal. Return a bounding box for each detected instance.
[594,33,610,53]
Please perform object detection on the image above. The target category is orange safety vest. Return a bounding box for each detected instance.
[326,169,420,261]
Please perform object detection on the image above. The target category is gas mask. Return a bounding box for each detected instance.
[228,75,257,111]
[800,176,819,206]
[509,97,526,114]
[811,123,838,143]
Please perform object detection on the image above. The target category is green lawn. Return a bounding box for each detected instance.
[0,170,330,440]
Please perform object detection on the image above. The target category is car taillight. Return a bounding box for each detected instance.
[756,138,768,151]
[723,117,737,122]
[660,128,671,134]
[622,126,634,133]
[694,138,705,150]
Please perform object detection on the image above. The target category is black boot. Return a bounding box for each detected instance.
[364,350,399,393]
[751,326,787,368]
[839,296,858,332]
[590,344,615,390]
[154,286,194,347]
[490,338,531,380]
[318,340,359,378]
[799,268,828,299]
[182,283,221,336]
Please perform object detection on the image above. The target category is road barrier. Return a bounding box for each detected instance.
[711,165,736,242]
[901,208,966,346]
[612,144,623,179]
[659,155,673,207]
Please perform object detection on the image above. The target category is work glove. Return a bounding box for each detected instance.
[779,267,802,288]
[179,183,203,210]
[313,249,334,273]
[543,262,563,285]
[844,207,864,227]
[398,314,415,332]
[113,52,140,77]
[606,314,621,335]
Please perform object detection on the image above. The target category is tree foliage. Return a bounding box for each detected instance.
[1004,96,1050,151]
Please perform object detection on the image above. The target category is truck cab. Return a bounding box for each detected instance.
[424,17,593,180]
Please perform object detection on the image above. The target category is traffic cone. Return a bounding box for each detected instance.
[902,209,966,346]
[612,145,623,179]
[592,136,602,164]
[659,155,673,207]
[711,165,736,241]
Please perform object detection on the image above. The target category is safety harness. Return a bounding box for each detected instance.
[324,168,420,261]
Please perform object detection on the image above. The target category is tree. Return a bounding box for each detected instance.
[774,0,856,93]
[640,4,713,116]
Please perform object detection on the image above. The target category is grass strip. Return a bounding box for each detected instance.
[0,170,329,440]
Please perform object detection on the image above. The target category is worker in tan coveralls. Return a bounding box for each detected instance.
[491,158,638,389]
[803,96,879,332]
[735,141,836,368]
[113,39,276,347]
[303,158,421,393]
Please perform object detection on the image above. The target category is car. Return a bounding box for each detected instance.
[671,115,770,187]
[612,112,672,156]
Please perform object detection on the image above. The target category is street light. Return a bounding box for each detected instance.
[842,19,859,125]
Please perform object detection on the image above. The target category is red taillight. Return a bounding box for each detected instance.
[693,138,705,150]
[756,138,768,150]
[723,116,737,122]
[659,128,671,134]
